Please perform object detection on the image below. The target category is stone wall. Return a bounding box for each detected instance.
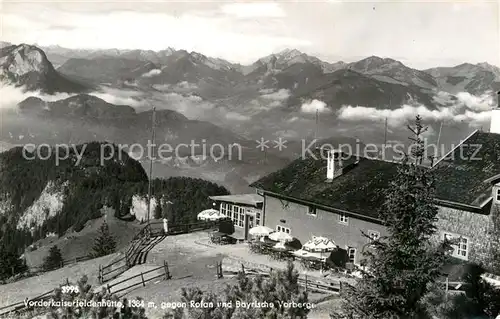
[435,205,494,266]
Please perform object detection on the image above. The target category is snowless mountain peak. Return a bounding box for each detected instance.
[0,43,52,76]
[277,48,305,59]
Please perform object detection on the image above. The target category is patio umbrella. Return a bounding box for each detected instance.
[273,241,287,250]
[197,209,219,220]
[269,232,293,242]
[302,236,337,273]
[303,236,337,252]
[249,226,274,237]
[206,212,226,221]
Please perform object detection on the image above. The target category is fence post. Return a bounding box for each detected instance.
[216,261,223,279]
[241,263,245,275]
[305,274,308,293]
[164,260,171,280]
[339,281,342,293]
[445,276,449,301]
[107,284,111,294]
[98,265,102,284]
[141,272,146,287]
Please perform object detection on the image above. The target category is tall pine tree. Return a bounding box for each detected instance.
[335,116,449,319]
[92,221,117,258]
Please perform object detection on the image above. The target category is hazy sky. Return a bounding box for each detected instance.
[1,0,499,69]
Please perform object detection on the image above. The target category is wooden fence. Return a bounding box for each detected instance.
[0,261,172,318]
[103,261,172,297]
[1,220,219,317]
[99,220,218,283]
[220,261,344,294]
[0,289,55,317]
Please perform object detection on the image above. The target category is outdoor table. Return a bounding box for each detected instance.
[210,231,228,245]
[300,256,324,270]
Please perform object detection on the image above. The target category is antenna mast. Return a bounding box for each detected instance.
[147,106,156,225]
[383,117,388,149]
[432,121,444,166]
[314,108,319,149]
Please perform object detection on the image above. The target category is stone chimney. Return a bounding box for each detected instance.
[327,149,343,180]
[491,91,500,134]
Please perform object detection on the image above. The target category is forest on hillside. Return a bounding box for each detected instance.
[0,142,229,259]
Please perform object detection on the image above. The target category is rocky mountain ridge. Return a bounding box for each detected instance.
[0,43,89,93]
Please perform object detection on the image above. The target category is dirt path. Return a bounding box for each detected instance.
[113,232,349,318]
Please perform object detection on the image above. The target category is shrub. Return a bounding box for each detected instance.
[42,245,63,271]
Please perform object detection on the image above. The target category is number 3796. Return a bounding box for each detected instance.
[62,285,80,293]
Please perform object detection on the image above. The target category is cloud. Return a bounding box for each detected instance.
[150,92,214,119]
[225,112,251,121]
[337,91,493,127]
[2,5,310,65]
[260,89,290,101]
[0,83,148,110]
[141,69,161,78]
[152,84,171,91]
[176,81,198,90]
[455,92,493,112]
[300,99,330,114]
[89,86,145,106]
[0,83,75,109]
[220,3,286,18]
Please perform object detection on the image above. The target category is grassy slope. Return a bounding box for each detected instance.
[0,254,119,308]
[24,213,142,269]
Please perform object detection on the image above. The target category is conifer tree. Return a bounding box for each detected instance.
[92,221,117,258]
[43,245,64,271]
[335,116,450,319]
[0,245,28,280]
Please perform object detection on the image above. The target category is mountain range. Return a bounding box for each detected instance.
[37,43,500,96]
[0,41,497,193]
[2,41,499,106]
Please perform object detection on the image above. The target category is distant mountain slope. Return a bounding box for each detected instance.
[244,49,346,76]
[18,94,137,119]
[12,94,246,147]
[57,57,159,84]
[41,45,177,67]
[424,62,500,94]
[138,50,243,85]
[288,69,435,110]
[347,56,437,89]
[0,44,89,93]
